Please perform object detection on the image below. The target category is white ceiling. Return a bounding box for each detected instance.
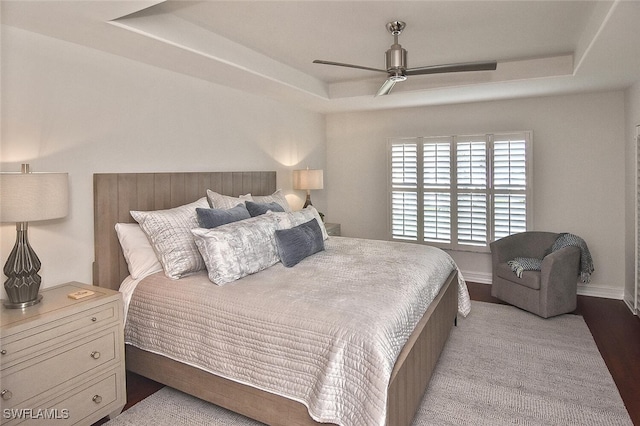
[3,1,640,113]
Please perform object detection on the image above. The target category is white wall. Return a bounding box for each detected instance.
[1,25,632,302]
[624,81,640,311]
[0,26,327,298]
[326,91,626,298]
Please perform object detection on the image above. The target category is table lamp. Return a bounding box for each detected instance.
[293,168,323,208]
[0,164,69,308]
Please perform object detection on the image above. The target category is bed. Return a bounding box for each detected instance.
[92,171,468,426]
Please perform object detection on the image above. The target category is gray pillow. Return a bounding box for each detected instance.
[245,201,285,217]
[275,218,325,267]
[196,204,250,228]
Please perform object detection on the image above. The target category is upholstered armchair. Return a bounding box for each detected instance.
[490,231,581,318]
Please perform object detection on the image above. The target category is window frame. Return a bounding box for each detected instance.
[387,131,533,252]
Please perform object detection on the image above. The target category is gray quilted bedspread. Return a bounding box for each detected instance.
[124,237,469,426]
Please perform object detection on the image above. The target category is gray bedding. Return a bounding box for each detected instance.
[123,236,469,426]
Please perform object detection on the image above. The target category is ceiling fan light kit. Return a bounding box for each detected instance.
[314,20,497,97]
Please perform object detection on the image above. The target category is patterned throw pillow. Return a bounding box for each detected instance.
[191,215,280,285]
[131,197,209,279]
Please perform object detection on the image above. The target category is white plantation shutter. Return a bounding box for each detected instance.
[423,142,451,187]
[424,192,451,243]
[493,139,526,188]
[389,132,530,250]
[494,194,526,238]
[391,142,418,240]
[423,140,451,243]
[392,191,418,240]
[391,143,417,188]
[457,193,487,245]
[456,140,488,246]
[493,136,527,239]
[456,141,486,188]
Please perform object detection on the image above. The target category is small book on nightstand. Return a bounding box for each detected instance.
[67,289,95,299]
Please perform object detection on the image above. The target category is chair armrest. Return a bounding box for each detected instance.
[540,246,581,289]
[490,232,558,266]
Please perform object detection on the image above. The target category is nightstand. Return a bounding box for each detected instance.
[325,222,341,236]
[1,282,126,425]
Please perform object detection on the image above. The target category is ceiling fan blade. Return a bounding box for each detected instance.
[405,60,497,76]
[313,60,387,73]
[375,78,396,97]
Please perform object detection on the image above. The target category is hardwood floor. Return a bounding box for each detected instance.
[96,282,640,425]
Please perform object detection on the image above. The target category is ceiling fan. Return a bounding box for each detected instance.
[313,21,497,97]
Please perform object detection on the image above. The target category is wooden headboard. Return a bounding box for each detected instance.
[93,171,277,290]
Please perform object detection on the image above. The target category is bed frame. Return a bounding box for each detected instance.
[93,171,458,426]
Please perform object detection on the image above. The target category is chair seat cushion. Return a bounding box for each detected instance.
[496,262,541,290]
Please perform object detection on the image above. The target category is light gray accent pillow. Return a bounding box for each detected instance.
[196,204,251,228]
[275,219,325,267]
[206,189,252,210]
[191,215,280,285]
[247,189,292,212]
[130,197,209,279]
[267,206,328,240]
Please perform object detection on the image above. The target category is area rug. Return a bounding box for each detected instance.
[105,301,632,425]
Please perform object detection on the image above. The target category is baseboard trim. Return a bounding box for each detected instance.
[624,298,638,315]
[461,271,492,285]
[623,289,639,315]
[576,284,623,300]
[462,269,624,300]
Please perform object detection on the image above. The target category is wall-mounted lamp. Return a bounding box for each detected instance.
[293,168,323,208]
[0,164,69,308]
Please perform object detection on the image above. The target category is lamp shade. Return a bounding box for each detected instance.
[293,169,324,190]
[0,171,69,223]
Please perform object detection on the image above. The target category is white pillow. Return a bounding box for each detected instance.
[115,223,163,280]
[191,215,280,285]
[267,206,328,240]
[245,189,292,212]
[207,190,252,210]
[131,197,209,279]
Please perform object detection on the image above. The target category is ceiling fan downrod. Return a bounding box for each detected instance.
[385,21,407,73]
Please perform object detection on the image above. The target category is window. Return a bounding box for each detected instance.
[389,132,531,251]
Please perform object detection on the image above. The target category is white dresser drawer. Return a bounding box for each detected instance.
[1,283,126,426]
[3,370,123,426]
[0,301,120,368]
[1,327,119,410]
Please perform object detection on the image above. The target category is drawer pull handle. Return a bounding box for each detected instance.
[0,349,6,355]
[90,351,101,360]
[92,395,102,404]
[91,317,97,322]
[1,390,12,401]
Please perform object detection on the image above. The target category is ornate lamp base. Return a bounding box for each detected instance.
[303,193,313,209]
[3,222,43,309]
